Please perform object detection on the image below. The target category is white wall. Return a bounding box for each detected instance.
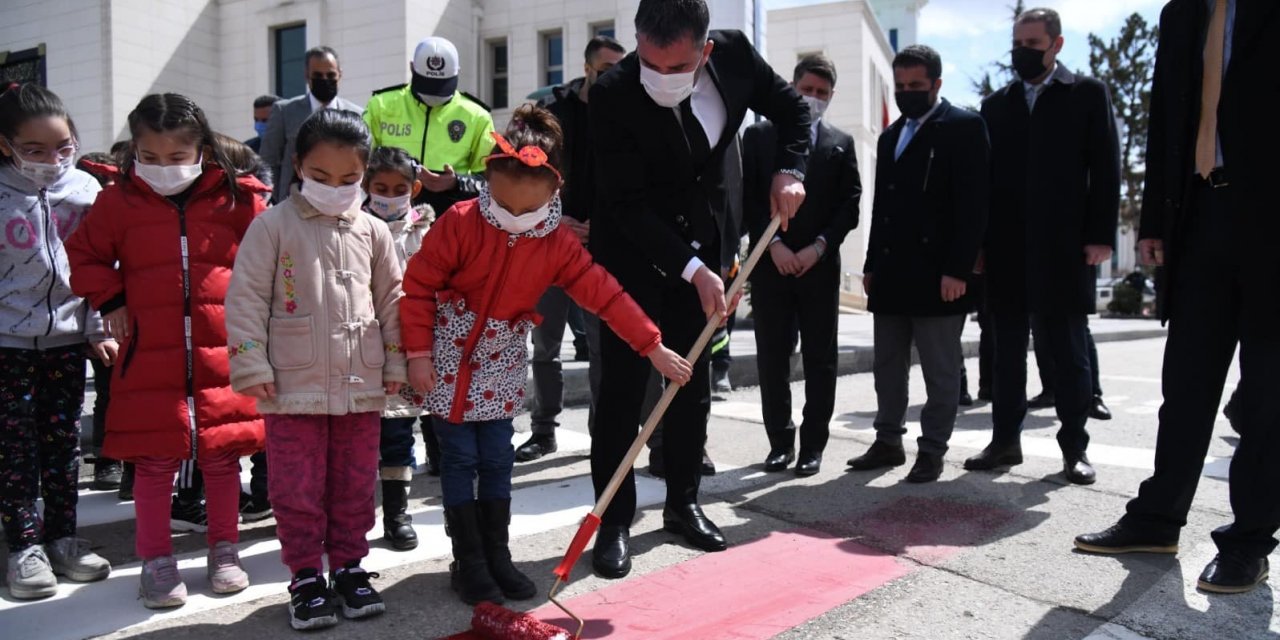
[868,0,928,50]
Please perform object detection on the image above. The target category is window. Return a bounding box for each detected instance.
[273,24,307,99]
[889,28,899,53]
[542,30,564,87]
[0,45,47,87]
[489,39,509,109]
[592,22,616,39]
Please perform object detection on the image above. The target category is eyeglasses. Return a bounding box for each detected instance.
[6,139,78,163]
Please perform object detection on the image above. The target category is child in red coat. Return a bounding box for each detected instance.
[402,105,691,606]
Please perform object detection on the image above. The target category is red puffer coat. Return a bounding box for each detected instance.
[67,166,267,461]
[402,192,661,424]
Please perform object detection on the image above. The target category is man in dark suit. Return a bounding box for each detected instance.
[1077,0,1280,595]
[743,54,861,478]
[259,46,364,203]
[964,8,1120,486]
[588,0,808,578]
[845,45,989,484]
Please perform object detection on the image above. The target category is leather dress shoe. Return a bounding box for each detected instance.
[963,442,1023,471]
[958,389,975,407]
[700,450,716,476]
[591,525,632,579]
[514,433,557,462]
[1074,522,1179,555]
[1064,454,1096,485]
[764,447,795,472]
[1089,395,1113,421]
[794,451,821,477]
[976,387,993,402]
[1027,391,1056,409]
[846,442,906,471]
[1198,552,1270,594]
[905,452,944,483]
[663,503,728,552]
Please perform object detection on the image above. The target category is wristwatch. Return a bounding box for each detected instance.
[777,168,806,183]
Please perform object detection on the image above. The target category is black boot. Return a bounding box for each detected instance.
[422,421,442,477]
[477,499,536,600]
[381,480,418,551]
[444,502,504,605]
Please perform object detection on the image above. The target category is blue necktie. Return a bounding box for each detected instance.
[895,119,919,161]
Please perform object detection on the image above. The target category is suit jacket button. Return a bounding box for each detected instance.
[883,247,890,255]
[676,215,686,224]
[888,184,895,191]
[922,237,930,244]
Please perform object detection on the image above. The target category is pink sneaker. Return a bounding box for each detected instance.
[207,541,249,594]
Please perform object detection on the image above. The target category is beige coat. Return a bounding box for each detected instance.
[226,188,408,415]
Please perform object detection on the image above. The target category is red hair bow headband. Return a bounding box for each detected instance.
[485,132,562,180]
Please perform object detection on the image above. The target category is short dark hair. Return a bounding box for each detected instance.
[365,146,418,187]
[893,45,943,81]
[585,35,626,64]
[253,94,281,109]
[1016,8,1062,39]
[794,54,837,88]
[635,0,710,47]
[305,46,340,69]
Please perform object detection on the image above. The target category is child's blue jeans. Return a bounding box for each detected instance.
[433,417,514,507]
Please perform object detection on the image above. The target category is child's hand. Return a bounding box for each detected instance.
[648,345,692,386]
[89,339,119,366]
[241,383,276,400]
[385,382,402,395]
[409,357,437,393]
[103,306,129,340]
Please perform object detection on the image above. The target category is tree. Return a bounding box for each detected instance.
[1088,14,1158,229]
[970,0,1026,101]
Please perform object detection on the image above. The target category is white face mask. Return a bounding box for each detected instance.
[802,95,830,122]
[487,197,552,235]
[640,60,701,108]
[368,192,412,220]
[416,92,453,107]
[12,152,73,189]
[135,156,203,196]
[300,176,363,216]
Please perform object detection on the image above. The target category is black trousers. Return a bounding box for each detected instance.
[89,356,113,459]
[1122,183,1280,558]
[1033,317,1103,397]
[751,257,840,455]
[991,310,1092,456]
[593,267,713,527]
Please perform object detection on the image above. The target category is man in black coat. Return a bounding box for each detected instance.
[743,53,861,478]
[846,45,989,484]
[588,0,808,578]
[964,8,1120,486]
[1077,0,1280,595]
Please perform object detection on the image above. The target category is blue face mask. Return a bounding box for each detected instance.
[253,121,268,138]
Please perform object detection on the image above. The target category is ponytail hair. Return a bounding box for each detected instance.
[486,104,563,185]
[121,93,243,201]
[0,83,79,166]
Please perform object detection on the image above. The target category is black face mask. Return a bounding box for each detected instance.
[310,77,339,103]
[1011,47,1050,82]
[895,90,934,120]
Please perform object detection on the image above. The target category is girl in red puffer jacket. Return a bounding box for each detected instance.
[401,104,692,606]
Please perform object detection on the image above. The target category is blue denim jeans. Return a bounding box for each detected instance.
[379,416,419,468]
[433,417,514,507]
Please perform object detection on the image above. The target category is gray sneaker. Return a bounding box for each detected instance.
[47,537,112,582]
[140,556,187,609]
[207,541,249,594]
[6,545,57,600]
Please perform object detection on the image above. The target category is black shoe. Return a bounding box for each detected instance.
[976,387,993,402]
[514,433,558,463]
[963,442,1024,471]
[330,563,385,619]
[381,480,418,551]
[1028,392,1056,409]
[1198,553,1270,594]
[1089,396,1113,421]
[592,525,632,579]
[1064,455,1097,485]
[648,450,665,479]
[1224,393,1241,435]
[700,450,716,476]
[1074,522,1179,555]
[170,495,208,533]
[795,452,821,477]
[93,458,123,491]
[846,442,906,471]
[117,462,135,501]
[906,452,944,483]
[763,447,795,472]
[663,503,728,552]
[444,502,505,605]
[240,492,273,523]
[958,390,975,407]
[477,499,536,600]
[712,367,732,399]
[288,569,339,630]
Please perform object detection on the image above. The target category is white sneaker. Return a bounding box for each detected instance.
[6,545,57,600]
[139,556,187,609]
[206,541,249,594]
[47,537,111,582]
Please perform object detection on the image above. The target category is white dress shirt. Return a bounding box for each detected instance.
[675,68,729,283]
[308,92,336,113]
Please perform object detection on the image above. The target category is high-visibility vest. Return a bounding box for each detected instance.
[363,85,495,175]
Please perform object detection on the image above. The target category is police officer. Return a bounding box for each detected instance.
[364,36,496,214]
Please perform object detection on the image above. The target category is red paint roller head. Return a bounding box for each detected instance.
[469,602,571,640]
